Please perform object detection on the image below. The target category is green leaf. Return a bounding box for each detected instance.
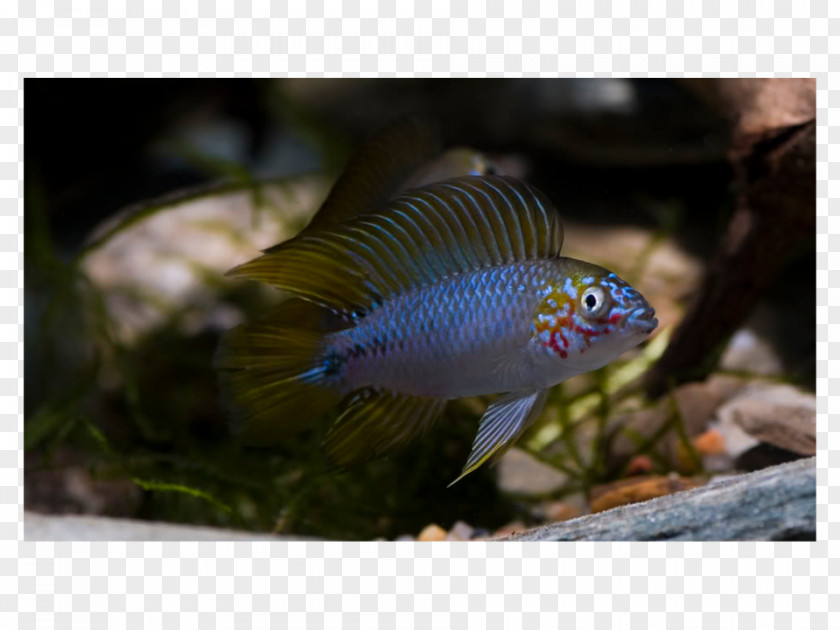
[131,478,233,514]
[25,404,76,452]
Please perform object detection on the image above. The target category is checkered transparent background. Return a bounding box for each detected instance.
[3,0,839,626]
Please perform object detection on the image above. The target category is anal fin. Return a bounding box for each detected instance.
[449,388,549,486]
[323,389,447,468]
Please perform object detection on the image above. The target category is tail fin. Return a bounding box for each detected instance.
[214,317,344,445]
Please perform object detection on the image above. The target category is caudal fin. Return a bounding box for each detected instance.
[214,317,344,445]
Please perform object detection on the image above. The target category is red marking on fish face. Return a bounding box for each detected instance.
[543,331,569,359]
[574,324,602,344]
[573,320,619,352]
[536,318,572,358]
[534,296,574,360]
[597,312,623,326]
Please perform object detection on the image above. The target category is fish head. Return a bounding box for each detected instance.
[532,259,658,374]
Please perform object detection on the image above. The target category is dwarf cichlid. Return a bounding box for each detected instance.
[216,122,657,484]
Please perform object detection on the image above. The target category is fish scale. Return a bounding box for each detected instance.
[333,261,553,398]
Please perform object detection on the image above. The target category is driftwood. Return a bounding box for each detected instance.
[506,457,815,541]
[646,79,816,395]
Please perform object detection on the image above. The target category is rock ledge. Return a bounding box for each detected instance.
[506,457,816,541]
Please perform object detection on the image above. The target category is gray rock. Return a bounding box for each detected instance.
[24,512,310,541]
[714,383,816,457]
[496,448,569,495]
[719,328,784,376]
[505,457,816,541]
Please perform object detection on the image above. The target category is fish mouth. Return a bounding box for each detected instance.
[628,306,658,334]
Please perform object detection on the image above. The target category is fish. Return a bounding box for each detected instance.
[215,119,657,483]
[216,174,657,484]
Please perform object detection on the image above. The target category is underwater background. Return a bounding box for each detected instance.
[25,79,815,540]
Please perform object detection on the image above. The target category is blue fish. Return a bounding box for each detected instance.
[216,122,656,484]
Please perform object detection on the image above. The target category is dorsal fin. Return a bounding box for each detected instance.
[230,175,564,315]
[261,297,353,333]
[304,116,444,232]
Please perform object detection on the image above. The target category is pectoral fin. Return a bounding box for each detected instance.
[449,388,549,486]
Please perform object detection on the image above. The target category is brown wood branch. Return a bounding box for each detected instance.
[681,78,816,137]
[646,79,815,398]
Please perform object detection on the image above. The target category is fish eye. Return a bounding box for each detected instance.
[581,287,607,318]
